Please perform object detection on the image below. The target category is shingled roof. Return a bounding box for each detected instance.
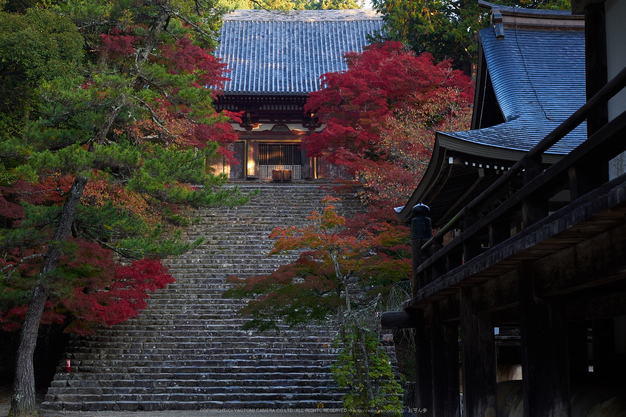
[215,10,383,95]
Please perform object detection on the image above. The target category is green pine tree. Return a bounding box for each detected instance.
[0,2,249,416]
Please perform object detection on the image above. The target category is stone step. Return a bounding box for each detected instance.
[61,363,334,374]
[42,185,385,412]
[68,345,340,356]
[69,341,338,351]
[68,356,340,366]
[41,399,344,412]
[46,392,343,404]
[48,377,339,390]
[51,372,336,383]
[47,383,338,393]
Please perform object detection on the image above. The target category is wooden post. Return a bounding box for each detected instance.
[460,288,497,417]
[247,140,259,178]
[568,321,588,379]
[521,159,549,227]
[584,2,608,137]
[592,318,615,377]
[568,2,609,199]
[488,217,509,248]
[414,309,433,413]
[301,146,311,180]
[411,204,432,296]
[519,261,571,417]
[447,247,463,271]
[430,235,446,281]
[430,302,460,417]
[462,215,481,261]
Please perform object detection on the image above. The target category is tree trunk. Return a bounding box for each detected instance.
[10,6,175,415]
[10,175,88,417]
[10,284,48,417]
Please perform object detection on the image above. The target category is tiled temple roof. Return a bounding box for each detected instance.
[397,5,587,223]
[444,26,586,155]
[215,10,383,95]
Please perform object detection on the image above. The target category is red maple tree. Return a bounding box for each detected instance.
[304,41,474,206]
[0,3,249,415]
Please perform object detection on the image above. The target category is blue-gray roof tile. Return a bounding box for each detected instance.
[215,10,383,95]
[445,26,587,155]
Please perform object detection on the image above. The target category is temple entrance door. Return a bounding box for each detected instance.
[259,144,303,180]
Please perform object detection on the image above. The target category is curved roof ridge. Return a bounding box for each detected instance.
[222,9,381,22]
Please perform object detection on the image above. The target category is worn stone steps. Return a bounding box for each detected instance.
[42,184,369,412]
[50,372,335,383]
[68,346,341,356]
[47,392,343,403]
[43,399,344,412]
[50,375,341,386]
[84,325,336,332]
[47,385,339,394]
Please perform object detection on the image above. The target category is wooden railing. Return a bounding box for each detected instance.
[410,64,626,298]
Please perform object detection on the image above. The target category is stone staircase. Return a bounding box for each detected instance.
[41,184,391,413]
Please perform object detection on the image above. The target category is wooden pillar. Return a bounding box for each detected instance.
[414,309,433,413]
[411,204,432,296]
[488,217,509,248]
[462,215,481,261]
[519,261,571,417]
[301,146,311,180]
[592,318,615,377]
[430,236,446,281]
[460,288,497,417]
[568,321,588,379]
[567,2,609,199]
[430,302,460,417]
[247,140,259,178]
[522,158,549,228]
[568,163,609,200]
[585,2,608,136]
[447,246,463,271]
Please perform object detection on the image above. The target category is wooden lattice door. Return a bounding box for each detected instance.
[259,144,303,180]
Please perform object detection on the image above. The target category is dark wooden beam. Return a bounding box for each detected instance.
[534,221,626,296]
[430,302,460,417]
[404,177,626,310]
[413,309,433,412]
[414,111,626,284]
[567,289,626,320]
[519,262,571,417]
[584,1,608,136]
[460,288,497,417]
[470,268,519,315]
[380,311,418,330]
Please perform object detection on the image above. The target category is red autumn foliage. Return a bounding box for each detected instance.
[160,36,230,92]
[225,197,411,331]
[304,41,474,206]
[1,239,174,335]
[0,177,75,226]
[100,29,138,57]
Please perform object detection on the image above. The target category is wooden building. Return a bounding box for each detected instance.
[213,10,382,181]
[384,1,626,416]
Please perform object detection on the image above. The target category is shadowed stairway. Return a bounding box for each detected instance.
[40,184,389,412]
